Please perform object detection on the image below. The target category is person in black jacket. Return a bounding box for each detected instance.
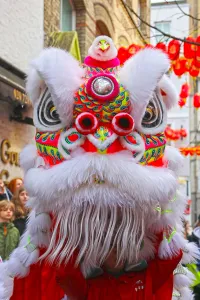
[12,186,30,236]
[0,179,12,201]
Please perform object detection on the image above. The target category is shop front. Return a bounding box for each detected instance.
[0,58,35,184]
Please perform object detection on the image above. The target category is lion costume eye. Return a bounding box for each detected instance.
[37,88,61,128]
[141,91,163,129]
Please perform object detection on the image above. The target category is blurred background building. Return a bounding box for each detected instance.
[0,0,150,182]
[188,0,200,222]
[151,0,191,220]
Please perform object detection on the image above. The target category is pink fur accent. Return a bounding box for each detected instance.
[84,56,120,68]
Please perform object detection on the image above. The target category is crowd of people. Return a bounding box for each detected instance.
[0,177,29,261]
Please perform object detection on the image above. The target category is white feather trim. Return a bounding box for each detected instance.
[26,67,43,104]
[158,74,178,110]
[24,152,177,211]
[28,211,52,234]
[11,247,39,268]
[31,231,50,248]
[6,257,29,278]
[119,48,169,131]
[27,47,85,128]
[174,271,195,290]
[179,287,194,300]
[164,146,184,176]
[20,144,38,173]
[182,242,200,264]
[158,232,186,259]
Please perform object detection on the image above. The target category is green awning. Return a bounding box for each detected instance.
[48,31,81,62]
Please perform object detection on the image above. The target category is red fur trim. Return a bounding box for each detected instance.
[84,56,120,68]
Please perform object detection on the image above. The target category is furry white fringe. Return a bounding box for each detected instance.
[182,242,200,264]
[158,232,186,259]
[0,263,14,300]
[174,271,195,290]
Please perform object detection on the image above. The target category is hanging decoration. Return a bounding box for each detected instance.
[117,36,200,78]
[164,125,187,141]
[178,83,190,108]
[183,37,197,59]
[193,93,200,109]
[180,146,200,156]
[167,39,181,61]
[156,42,167,53]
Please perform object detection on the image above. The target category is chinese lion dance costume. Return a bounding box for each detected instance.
[0,36,198,300]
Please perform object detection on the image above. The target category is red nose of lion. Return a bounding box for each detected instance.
[75,112,98,135]
[111,113,134,136]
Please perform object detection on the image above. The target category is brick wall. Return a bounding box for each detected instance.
[44,0,150,60]
[44,0,61,46]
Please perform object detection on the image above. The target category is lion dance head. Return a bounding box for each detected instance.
[19,36,184,276]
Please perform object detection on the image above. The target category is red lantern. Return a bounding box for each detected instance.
[179,128,187,138]
[168,39,181,61]
[189,60,200,77]
[173,57,188,76]
[156,42,167,53]
[117,47,129,65]
[196,36,200,56]
[196,147,200,155]
[178,98,186,108]
[193,93,200,109]
[173,130,181,141]
[179,83,190,98]
[184,37,197,59]
[165,126,173,139]
[193,56,200,68]
[128,44,141,56]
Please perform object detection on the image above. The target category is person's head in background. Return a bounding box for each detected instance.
[12,186,29,218]
[8,178,23,195]
[0,179,5,193]
[0,200,15,223]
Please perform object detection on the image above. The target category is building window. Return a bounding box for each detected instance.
[154,21,171,43]
[61,0,76,31]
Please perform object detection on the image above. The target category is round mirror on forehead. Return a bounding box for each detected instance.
[86,73,120,102]
[92,77,113,96]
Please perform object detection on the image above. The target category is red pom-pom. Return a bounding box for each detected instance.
[75,112,98,135]
[111,113,134,136]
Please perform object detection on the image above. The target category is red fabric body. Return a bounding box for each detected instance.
[11,252,181,300]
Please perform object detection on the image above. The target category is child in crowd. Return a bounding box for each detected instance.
[8,178,23,195]
[12,186,29,236]
[0,200,19,261]
[0,179,12,201]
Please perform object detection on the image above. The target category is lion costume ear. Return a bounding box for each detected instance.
[158,75,178,110]
[119,48,170,127]
[26,48,85,127]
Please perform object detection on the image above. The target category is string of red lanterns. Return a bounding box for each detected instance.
[165,125,187,141]
[117,36,200,78]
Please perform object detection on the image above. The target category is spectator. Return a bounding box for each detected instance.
[0,200,19,261]
[0,178,12,201]
[12,187,29,236]
[183,219,192,239]
[8,178,23,195]
[194,215,200,229]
